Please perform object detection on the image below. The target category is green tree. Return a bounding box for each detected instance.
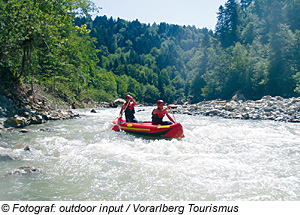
[285,0,300,31]
[215,0,241,48]
[268,24,296,96]
[190,49,208,102]
[247,37,269,98]
[144,84,160,104]
[226,42,250,97]
[0,0,95,84]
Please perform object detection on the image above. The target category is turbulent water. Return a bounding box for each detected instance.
[0,107,299,201]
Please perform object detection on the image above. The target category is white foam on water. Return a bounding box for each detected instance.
[0,107,300,200]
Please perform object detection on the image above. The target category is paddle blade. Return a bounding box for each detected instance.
[112,124,120,132]
[112,117,119,124]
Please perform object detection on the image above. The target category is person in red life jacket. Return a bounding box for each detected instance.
[120,94,138,123]
[152,100,175,125]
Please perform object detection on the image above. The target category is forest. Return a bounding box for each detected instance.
[1,0,300,104]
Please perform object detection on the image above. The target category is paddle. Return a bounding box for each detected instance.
[112,119,121,131]
[169,104,179,108]
[169,105,176,123]
[112,101,130,131]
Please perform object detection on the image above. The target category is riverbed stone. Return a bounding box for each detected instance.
[29,115,43,124]
[225,101,238,110]
[173,95,300,123]
[6,166,41,176]
[262,95,273,100]
[12,144,30,151]
[264,108,273,112]
[12,144,25,149]
[189,105,200,109]
[242,113,250,119]
[205,109,222,115]
[287,110,296,115]
[19,129,30,133]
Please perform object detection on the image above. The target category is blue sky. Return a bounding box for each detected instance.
[91,0,228,30]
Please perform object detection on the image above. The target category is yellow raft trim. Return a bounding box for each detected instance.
[120,127,151,131]
[157,125,170,129]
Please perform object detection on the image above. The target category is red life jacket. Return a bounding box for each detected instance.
[125,102,135,118]
[126,102,135,111]
[152,108,165,118]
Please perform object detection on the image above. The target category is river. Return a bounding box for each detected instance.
[0,106,299,201]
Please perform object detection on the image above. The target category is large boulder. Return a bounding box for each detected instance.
[232,91,246,102]
[114,98,125,105]
[29,115,44,124]
[4,116,28,128]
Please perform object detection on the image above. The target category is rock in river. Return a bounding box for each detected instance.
[5,166,41,176]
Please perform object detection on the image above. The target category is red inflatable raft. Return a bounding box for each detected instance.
[112,118,184,139]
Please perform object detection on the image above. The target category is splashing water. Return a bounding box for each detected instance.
[0,107,299,200]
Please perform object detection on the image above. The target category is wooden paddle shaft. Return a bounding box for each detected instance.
[170,108,176,123]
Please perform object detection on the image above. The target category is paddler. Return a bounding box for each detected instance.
[152,100,175,125]
[120,94,138,123]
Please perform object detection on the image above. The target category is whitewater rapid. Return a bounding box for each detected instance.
[0,107,299,200]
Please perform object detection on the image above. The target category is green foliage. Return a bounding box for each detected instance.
[2,0,300,105]
[198,0,300,101]
[144,84,160,104]
[1,0,76,81]
[0,0,99,99]
[293,30,300,93]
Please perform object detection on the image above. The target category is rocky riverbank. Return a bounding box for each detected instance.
[0,82,126,134]
[2,85,300,135]
[0,94,79,133]
[173,95,300,123]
